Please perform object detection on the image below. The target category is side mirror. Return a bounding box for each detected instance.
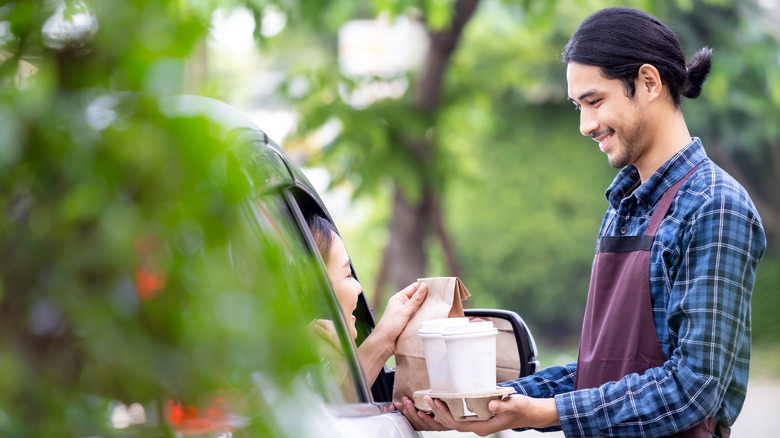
[464,309,540,381]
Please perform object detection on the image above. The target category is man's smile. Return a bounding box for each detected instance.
[591,129,615,153]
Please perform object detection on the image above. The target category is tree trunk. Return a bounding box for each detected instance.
[425,184,462,279]
[372,187,428,310]
[372,0,479,310]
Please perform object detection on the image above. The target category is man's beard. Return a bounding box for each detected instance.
[607,117,646,169]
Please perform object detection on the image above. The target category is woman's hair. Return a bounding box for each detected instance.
[306,214,338,261]
[561,7,711,107]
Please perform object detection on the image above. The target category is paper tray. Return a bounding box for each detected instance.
[412,387,516,421]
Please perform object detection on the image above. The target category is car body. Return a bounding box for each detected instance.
[91,94,540,437]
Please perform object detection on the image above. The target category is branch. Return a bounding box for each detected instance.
[415,0,481,111]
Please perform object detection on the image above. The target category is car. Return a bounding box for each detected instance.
[89,94,540,437]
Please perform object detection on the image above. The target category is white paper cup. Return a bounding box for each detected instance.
[418,317,470,392]
[443,321,498,393]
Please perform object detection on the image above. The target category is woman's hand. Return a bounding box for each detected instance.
[311,319,340,349]
[394,396,450,431]
[373,281,428,347]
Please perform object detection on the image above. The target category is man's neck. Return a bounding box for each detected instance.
[635,111,691,182]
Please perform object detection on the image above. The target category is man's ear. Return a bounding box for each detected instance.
[636,64,663,102]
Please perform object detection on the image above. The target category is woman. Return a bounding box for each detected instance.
[307,215,427,387]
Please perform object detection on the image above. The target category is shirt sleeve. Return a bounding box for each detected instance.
[499,363,576,432]
[554,191,766,437]
[500,362,577,397]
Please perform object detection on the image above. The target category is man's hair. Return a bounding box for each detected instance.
[562,7,712,107]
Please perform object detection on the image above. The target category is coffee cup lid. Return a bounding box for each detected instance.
[418,317,470,335]
[442,320,496,336]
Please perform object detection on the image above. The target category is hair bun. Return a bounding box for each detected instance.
[682,47,713,99]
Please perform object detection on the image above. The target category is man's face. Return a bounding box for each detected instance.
[566,62,647,169]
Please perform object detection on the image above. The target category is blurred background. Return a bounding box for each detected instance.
[197,0,780,363]
[1,0,778,435]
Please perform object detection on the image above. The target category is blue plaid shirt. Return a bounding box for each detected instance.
[501,138,766,437]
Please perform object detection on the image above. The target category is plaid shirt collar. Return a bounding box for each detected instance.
[605,137,708,210]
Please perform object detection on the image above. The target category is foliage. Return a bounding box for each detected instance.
[292,88,436,202]
[0,0,327,436]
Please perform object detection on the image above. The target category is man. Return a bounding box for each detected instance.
[395,7,766,437]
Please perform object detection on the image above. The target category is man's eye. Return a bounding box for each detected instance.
[590,99,602,106]
[573,104,582,111]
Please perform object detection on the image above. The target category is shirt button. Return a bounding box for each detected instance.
[642,202,649,209]
[620,226,627,234]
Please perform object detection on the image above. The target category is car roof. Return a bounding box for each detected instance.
[159,94,320,200]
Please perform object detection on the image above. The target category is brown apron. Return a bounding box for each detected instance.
[574,164,728,438]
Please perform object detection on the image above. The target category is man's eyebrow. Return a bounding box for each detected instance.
[569,89,599,103]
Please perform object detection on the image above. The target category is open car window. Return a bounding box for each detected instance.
[242,194,365,405]
[281,185,401,404]
[226,123,372,405]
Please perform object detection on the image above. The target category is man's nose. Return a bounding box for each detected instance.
[579,110,598,137]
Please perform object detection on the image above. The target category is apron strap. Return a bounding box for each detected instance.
[644,162,702,237]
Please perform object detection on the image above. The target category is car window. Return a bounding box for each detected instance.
[227,125,372,405]
[243,194,365,405]
[280,186,403,404]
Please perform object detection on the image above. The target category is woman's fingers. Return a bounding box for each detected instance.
[398,281,419,299]
[394,396,449,431]
[407,282,427,307]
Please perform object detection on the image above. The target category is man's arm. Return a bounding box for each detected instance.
[395,363,576,432]
[500,362,577,399]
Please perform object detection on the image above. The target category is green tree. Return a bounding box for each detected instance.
[1,1,327,435]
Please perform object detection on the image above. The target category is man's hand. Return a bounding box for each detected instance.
[422,394,560,437]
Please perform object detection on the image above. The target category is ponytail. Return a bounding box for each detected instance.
[682,47,713,99]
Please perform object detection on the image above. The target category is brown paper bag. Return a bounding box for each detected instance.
[392,277,471,403]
